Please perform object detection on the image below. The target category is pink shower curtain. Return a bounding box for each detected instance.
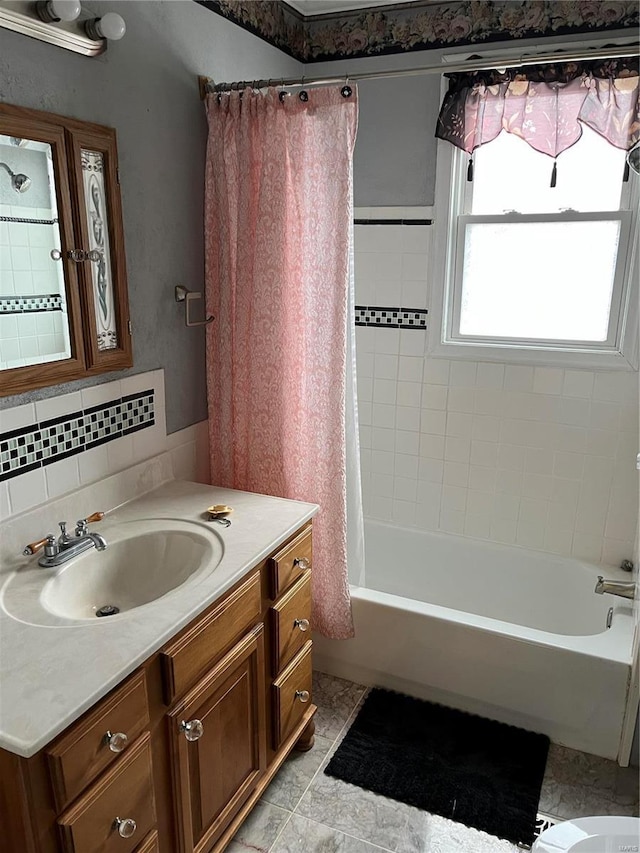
[204,86,358,639]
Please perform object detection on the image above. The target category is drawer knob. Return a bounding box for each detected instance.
[114,817,137,838]
[293,557,310,570]
[180,719,204,741]
[295,689,310,703]
[294,618,310,632]
[104,730,128,753]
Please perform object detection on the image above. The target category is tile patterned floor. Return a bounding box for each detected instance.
[230,672,640,853]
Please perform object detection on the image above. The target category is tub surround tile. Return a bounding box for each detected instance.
[355,217,637,559]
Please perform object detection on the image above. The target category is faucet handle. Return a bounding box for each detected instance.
[23,534,55,556]
[75,512,105,536]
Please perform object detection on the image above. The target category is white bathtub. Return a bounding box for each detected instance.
[313,520,637,761]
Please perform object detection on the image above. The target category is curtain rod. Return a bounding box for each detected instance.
[198,42,639,98]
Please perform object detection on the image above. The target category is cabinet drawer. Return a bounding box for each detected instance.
[272,641,313,749]
[161,570,261,703]
[135,830,159,853]
[269,526,312,599]
[271,570,312,675]
[57,732,156,853]
[47,670,149,811]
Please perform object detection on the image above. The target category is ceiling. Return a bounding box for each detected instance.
[285,0,418,16]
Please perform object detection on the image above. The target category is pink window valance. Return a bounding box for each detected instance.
[435,58,640,158]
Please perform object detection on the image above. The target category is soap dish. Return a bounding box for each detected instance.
[207,505,233,518]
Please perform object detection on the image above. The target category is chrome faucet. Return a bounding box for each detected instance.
[594,576,636,600]
[23,512,107,568]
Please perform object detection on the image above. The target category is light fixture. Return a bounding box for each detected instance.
[0,2,126,55]
[36,0,82,23]
[84,12,126,41]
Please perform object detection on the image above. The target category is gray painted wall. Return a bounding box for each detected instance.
[314,30,621,209]
[354,74,440,208]
[312,50,457,209]
[0,0,302,432]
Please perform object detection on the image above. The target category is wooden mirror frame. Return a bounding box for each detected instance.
[0,103,132,397]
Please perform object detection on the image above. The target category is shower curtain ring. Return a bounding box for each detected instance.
[279,78,290,102]
[341,74,353,98]
[299,75,308,102]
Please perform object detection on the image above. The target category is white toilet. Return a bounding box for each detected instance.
[532,816,640,852]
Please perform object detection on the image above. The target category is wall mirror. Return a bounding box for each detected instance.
[0,103,131,396]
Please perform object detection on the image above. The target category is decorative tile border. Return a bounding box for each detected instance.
[198,0,639,63]
[0,294,63,314]
[356,306,427,330]
[0,390,154,482]
[0,215,58,225]
[354,219,432,226]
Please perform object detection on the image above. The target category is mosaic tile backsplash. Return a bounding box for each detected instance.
[0,294,63,314]
[0,389,154,482]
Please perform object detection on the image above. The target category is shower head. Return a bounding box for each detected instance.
[0,161,32,193]
[627,142,640,176]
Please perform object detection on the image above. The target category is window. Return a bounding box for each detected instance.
[432,121,639,369]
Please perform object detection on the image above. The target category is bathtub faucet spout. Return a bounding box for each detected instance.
[594,576,636,600]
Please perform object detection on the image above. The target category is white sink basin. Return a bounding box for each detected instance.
[1,518,224,626]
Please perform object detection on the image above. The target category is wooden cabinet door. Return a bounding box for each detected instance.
[168,625,267,853]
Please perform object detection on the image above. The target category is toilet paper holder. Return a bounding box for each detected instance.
[175,285,214,328]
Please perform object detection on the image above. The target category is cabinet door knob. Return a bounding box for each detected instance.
[114,817,137,838]
[294,618,310,632]
[295,690,310,703]
[180,719,204,741]
[104,730,128,753]
[293,557,310,570]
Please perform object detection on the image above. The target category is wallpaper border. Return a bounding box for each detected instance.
[197,1,639,64]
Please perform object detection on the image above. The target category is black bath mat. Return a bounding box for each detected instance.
[324,688,549,846]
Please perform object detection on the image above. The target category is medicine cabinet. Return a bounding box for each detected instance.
[0,103,131,396]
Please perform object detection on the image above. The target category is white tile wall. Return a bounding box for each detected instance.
[0,369,210,521]
[355,213,639,568]
[0,204,69,370]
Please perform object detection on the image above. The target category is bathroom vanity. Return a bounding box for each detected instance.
[0,477,318,853]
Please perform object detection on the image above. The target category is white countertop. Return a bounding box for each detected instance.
[0,478,317,758]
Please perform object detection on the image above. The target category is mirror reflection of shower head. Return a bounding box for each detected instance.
[0,162,32,193]
[627,141,640,176]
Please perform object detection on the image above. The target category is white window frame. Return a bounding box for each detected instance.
[429,123,640,371]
